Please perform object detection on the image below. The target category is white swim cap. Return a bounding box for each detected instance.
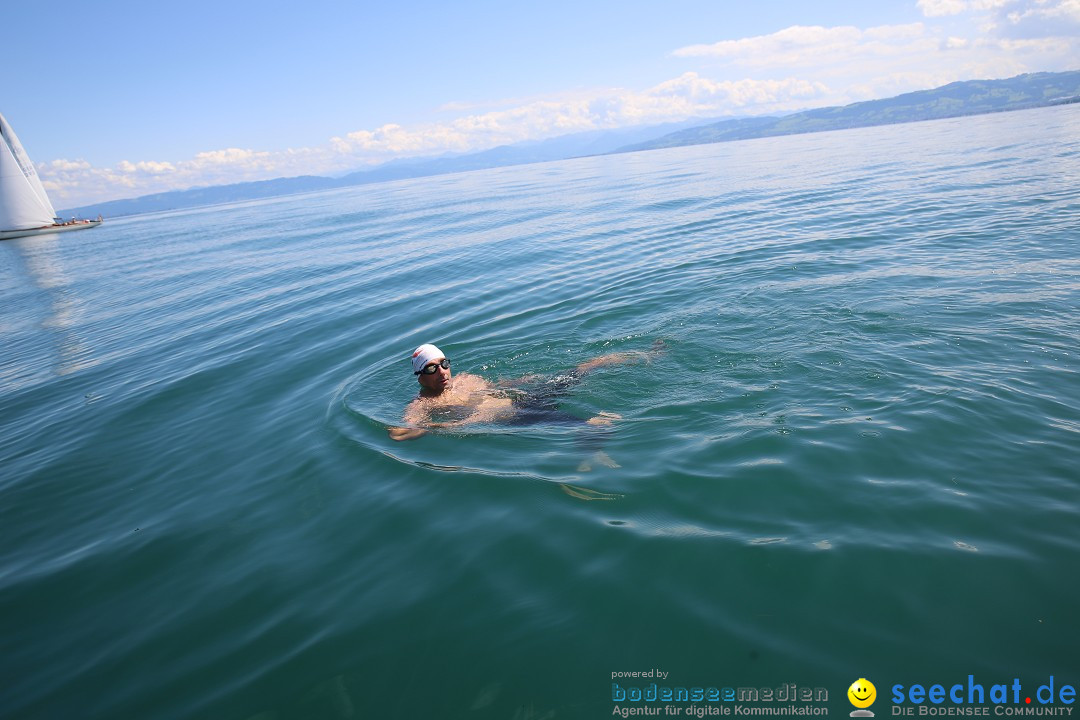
[411,343,445,374]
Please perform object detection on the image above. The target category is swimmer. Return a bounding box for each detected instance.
[387,341,663,441]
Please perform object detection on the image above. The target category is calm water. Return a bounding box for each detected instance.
[2,106,1079,719]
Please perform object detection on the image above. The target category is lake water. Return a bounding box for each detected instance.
[2,105,1078,720]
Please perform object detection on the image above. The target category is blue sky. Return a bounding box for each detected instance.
[4,0,1077,207]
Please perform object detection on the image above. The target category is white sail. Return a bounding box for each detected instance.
[0,111,59,232]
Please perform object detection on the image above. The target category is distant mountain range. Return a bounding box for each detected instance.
[612,70,1080,153]
[59,70,1080,220]
[58,119,709,219]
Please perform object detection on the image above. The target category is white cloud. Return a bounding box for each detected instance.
[675,25,863,58]
[918,0,1023,16]
[116,160,176,174]
[999,0,1080,37]
[649,73,828,107]
[918,0,973,17]
[326,76,833,161]
[47,159,92,172]
[918,0,1080,36]
[45,73,835,207]
[673,23,938,71]
[40,2,1080,209]
[670,12,1076,101]
[41,145,340,207]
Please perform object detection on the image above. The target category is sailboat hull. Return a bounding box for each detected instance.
[0,219,102,241]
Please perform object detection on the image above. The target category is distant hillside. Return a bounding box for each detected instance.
[614,71,1080,154]
[57,119,708,219]
[60,175,340,220]
[60,70,1080,219]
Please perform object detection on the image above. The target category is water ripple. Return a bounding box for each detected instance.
[2,105,1079,718]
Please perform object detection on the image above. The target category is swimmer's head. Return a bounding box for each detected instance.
[412,344,444,373]
[411,343,451,391]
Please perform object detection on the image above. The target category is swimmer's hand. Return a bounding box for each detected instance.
[389,420,463,440]
[389,426,427,441]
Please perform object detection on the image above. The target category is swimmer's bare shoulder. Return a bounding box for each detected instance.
[444,373,491,394]
[389,373,501,441]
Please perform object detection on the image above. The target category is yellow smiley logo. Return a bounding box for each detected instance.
[848,678,877,709]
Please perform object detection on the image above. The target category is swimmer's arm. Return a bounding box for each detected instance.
[389,399,433,441]
[389,399,481,440]
[389,426,427,441]
[388,416,476,439]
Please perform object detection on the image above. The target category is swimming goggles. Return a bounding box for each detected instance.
[415,359,451,375]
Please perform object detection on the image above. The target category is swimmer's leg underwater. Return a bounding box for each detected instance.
[494,373,623,468]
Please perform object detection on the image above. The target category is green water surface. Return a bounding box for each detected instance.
[1,105,1078,719]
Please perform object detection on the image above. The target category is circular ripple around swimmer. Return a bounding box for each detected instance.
[325,353,624,485]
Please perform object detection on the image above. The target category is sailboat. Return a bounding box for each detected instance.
[1,111,102,241]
